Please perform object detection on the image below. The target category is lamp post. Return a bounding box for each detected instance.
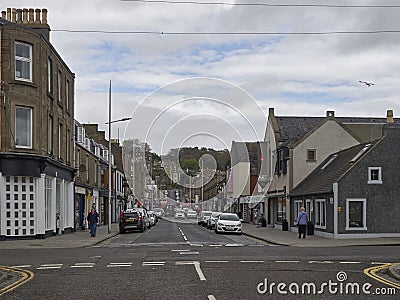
[106,80,132,234]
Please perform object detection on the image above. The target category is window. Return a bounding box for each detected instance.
[277,197,286,223]
[346,199,367,230]
[76,126,84,143]
[294,200,302,222]
[15,42,32,81]
[368,167,382,184]
[45,177,52,230]
[58,123,63,160]
[66,129,70,163]
[66,80,70,109]
[306,199,313,220]
[57,70,62,102]
[307,149,316,162]
[76,149,80,177]
[47,58,53,93]
[48,116,53,154]
[86,155,89,181]
[315,199,326,229]
[15,106,32,148]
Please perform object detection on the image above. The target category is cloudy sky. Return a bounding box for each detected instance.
[4,0,399,154]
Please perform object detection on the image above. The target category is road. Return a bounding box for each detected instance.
[1,218,399,299]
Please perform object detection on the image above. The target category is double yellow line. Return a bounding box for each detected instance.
[0,265,34,297]
[364,263,400,290]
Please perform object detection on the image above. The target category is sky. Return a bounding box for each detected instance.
[3,0,400,155]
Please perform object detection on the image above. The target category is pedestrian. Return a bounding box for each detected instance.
[87,208,99,237]
[296,207,308,239]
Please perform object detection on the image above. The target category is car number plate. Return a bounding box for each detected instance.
[226,227,233,230]
[126,218,135,223]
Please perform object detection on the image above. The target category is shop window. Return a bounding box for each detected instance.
[346,199,367,230]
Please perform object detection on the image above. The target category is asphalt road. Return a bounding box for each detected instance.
[1,219,399,299]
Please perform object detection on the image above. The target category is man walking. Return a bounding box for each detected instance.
[296,207,308,239]
[87,208,99,237]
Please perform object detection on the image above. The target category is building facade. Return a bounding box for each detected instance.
[0,8,75,239]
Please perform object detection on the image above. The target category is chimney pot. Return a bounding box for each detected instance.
[28,8,34,24]
[16,8,22,23]
[12,8,17,23]
[7,8,11,21]
[23,8,28,24]
[35,8,41,24]
[269,107,275,116]
[42,8,48,24]
[326,111,335,118]
[387,109,394,124]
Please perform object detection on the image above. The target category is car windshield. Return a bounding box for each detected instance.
[219,214,239,221]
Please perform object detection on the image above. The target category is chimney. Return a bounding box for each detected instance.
[387,109,394,124]
[326,111,335,119]
[269,107,275,117]
[3,8,50,41]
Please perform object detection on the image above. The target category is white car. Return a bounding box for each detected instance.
[186,210,197,219]
[175,210,185,219]
[207,212,221,229]
[215,213,242,234]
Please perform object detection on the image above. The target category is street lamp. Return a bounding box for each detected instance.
[106,80,132,234]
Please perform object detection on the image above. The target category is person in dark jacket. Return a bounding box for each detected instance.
[296,207,308,239]
[87,208,99,237]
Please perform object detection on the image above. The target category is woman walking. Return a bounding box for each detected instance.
[296,207,308,239]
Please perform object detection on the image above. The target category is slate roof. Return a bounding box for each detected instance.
[274,115,400,147]
[230,141,266,175]
[290,141,378,196]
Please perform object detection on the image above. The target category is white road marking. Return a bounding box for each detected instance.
[189,243,204,247]
[309,261,334,264]
[240,261,264,263]
[107,262,132,267]
[179,251,199,255]
[176,261,206,281]
[225,244,244,247]
[371,262,390,265]
[275,260,300,263]
[205,261,228,263]
[208,295,216,300]
[183,236,188,241]
[172,249,190,252]
[143,262,165,266]
[71,263,95,268]
[339,261,361,264]
[37,264,63,270]
[12,265,32,268]
[209,244,222,247]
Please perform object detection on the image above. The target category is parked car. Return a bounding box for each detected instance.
[119,209,146,233]
[147,210,157,226]
[215,213,242,234]
[186,210,197,219]
[135,207,151,229]
[153,207,164,219]
[175,209,186,219]
[207,212,221,229]
[198,211,212,226]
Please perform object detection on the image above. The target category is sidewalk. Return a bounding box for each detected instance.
[241,223,400,247]
[0,224,119,250]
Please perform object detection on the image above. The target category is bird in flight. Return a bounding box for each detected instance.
[359,81,375,87]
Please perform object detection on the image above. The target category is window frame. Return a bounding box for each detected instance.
[47,57,53,93]
[315,199,326,229]
[306,149,316,162]
[294,200,302,223]
[345,198,367,231]
[368,167,382,184]
[15,106,32,149]
[15,41,32,82]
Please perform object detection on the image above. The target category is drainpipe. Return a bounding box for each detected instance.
[333,182,338,238]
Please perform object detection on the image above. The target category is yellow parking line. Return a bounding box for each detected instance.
[363,263,400,290]
[0,265,34,296]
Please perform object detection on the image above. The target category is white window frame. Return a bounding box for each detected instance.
[15,106,32,149]
[315,199,326,229]
[305,199,313,219]
[66,80,70,109]
[294,200,302,223]
[47,58,52,93]
[346,198,367,231]
[15,42,32,82]
[368,167,382,184]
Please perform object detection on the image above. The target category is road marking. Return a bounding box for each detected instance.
[189,243,204,247]
[11,265,32,268]
[208,295,216,300]
[371,262,390,265]
[308,261,334,264]
[240,261,264,263]
[179,251,199,255]
[71,263,95,268]
[364,263,400,289]
[339,261,361,264]
[225,244,244,247]
[143,262,165,266]
[176,261,206,281]
[107,262,132,267]
[275,260,300,263]
[37,264,63,270]
[183,236,188,241]
[0,266,34,297]
[205,261,228,263]
[209,244,222,247]
[172,249,190,252]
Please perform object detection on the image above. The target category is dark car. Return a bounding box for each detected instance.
[119,209,146,233]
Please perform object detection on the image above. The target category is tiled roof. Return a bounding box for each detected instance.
[290,141,377,196]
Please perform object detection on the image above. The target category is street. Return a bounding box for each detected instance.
[1,219,399,299]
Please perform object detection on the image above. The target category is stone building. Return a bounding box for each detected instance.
[0,8,75,239]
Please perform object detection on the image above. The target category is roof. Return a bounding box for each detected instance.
[230,141,266,174]
[273,115,400,147]
[290,141,377,196]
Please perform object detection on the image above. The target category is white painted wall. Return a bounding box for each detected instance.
[231,162,250,198]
